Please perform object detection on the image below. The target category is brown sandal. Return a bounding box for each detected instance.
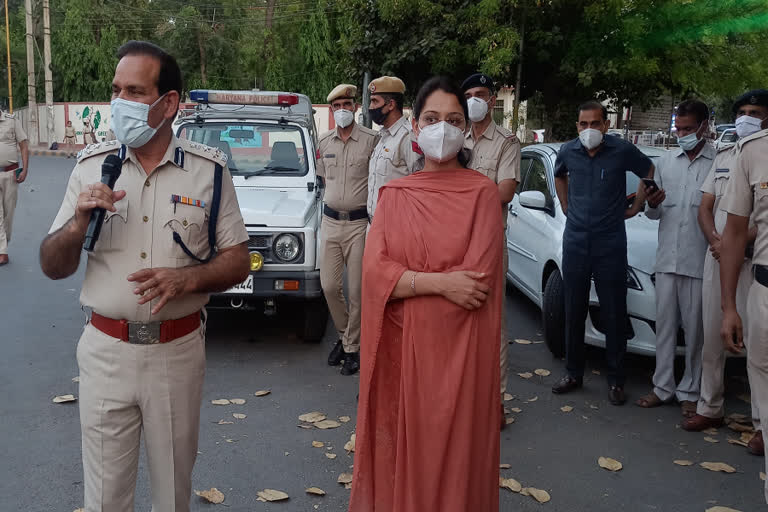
[635,391,671,408]
[680,400,697,418]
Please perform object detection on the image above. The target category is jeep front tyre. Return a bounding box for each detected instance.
[542,270,566,358]
[298,298,329,343]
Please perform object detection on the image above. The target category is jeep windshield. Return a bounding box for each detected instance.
[177,123,308,177]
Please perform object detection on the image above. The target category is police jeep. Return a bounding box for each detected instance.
[174,90,327,341]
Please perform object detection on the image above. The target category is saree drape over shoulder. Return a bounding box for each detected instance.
[348,168,503,512]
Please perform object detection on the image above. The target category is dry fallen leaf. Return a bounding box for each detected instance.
[704,437,720,444]
[522,487,551,503]
[728,422,754,433]
[315,419,341,430]
[337,472,353,484]
[339,416,351,423]
[703,427,719,435]
[299,412,327,423]
[225,439,236,443]
[232,413,247,419]
[518,372,533,379]
[728,413,749,424]
[761,472,766,482]
[560,406,573,413]
[345,433,356,453]
[510,407,522,413]
[312,441,324,448]
[499,463,511,469]
[229,398,246,405]
[598,457,623,471]
[254,390,271,397]
[73,509,84,512]
[706,507,743,512]
[514,338,532,345]
[741,432,753,444]
[503,393,515,401]
[306,487,326,496]
[700,462,736,473]
[297,425,313,430]
[590,404,599,410]
[727,438,748,447]
[499,477,522,493]
[526,396,538,403]
[506,417,515,425]
[53,394,77,404]
[211,399,230,405]
[674,460,694,466]
[256,489,289,502]
[326,453,337,459]
[534,369,551,377]
[195,488,225,504]
[72,376,80,383]
[217,420,234,425]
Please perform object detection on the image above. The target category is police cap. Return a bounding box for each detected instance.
[732,89,768,114]
[368,76,405,95]
[461,73,495,94]
[327,84,357,103]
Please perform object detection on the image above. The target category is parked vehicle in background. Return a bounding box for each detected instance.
[715,128,738,151]
[715,123,735,137]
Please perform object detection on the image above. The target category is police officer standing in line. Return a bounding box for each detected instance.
[39,41,250,512]
[551,100,656,406]
[367,76,420,219]
[682,91,766,457]
[317,84,378,376]
[0,108,29,266]
[720,96,768,505]
[461,73,520,426]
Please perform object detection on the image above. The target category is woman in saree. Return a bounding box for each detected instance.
[348,76,503,512]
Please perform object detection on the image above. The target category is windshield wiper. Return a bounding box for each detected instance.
[242,165,300,180]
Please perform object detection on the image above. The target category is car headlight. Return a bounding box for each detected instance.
[626,267,642,291]
[273,233,301,262]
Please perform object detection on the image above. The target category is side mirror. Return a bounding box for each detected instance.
[519,190,548,211]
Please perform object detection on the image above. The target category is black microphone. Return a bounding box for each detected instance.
[83,154,123,252]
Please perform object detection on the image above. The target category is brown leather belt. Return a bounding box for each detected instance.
[91,311,200,344]
[323,204,368,222]
[2,163,18,172]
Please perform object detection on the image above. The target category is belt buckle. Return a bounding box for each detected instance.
[127,321,162,344]
[338,211,350,221]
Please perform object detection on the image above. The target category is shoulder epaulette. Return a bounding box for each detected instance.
[736,128,768,150]
[76,141,121,162]
[358,125,378,138]
[496,124,519,143]
[318,130,335,142]
[177,138,228,167]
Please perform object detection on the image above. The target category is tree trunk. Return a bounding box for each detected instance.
[198,28,207,86]
[512,6,525,133]
[265,0,276,29]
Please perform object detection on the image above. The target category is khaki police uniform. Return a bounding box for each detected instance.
[722,128,768,503]
[0,112,28,255]
[697,146,760,425]
[317,91,378,353]
[64,124,77,144]
[465,119,521,395]
[49,137,248,512]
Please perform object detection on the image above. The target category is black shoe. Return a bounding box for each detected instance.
[552,375,583,394]
[328,340,344,366]
[609,385,626,406]
[341,352,360,376]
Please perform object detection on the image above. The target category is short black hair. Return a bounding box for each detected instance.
[376,92,404,113]
[117,40,183,98]
[676,99,709,124]
[578,100,608,121]
[413,76,469,122]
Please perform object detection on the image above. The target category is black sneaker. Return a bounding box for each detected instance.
[341,352,360,376]
[328,340,344,366]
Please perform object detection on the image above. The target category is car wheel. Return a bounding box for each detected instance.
[542,270,566,358]
[297,298,329,343]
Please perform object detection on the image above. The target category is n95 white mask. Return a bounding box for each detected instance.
[579,128,603,150]
[333,109,354,128]
[417,121,466,163]
[467,97,490,123]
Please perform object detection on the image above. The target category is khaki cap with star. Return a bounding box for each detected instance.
[327,84,358,103]
[368,76,405,95]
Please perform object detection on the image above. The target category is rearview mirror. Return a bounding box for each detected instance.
[228,129,255,139]
[519,190,548,210]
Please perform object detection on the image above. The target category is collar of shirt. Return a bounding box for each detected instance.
[384,115,409,137]
[466,119,497,142]
[334,122,360,142]
[674,141,715,162]
[124,135,187,172]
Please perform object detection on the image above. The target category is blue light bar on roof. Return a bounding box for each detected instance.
[189,90,299,106]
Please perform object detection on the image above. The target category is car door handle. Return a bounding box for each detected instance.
[509,208,518,217]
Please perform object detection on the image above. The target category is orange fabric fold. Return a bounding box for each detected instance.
[349,168,503,512]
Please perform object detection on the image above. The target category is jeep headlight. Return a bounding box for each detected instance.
[273,233,301,262]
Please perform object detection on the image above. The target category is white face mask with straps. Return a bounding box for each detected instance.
[417,121,465,162]
[110,93,167,148]
[578,128,603,150]
[467,97,490,122]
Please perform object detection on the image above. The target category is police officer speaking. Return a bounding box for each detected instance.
[39,41,250,512]
[461,73,520,426]
[317,84,378,376]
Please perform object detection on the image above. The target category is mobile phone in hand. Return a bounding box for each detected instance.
[15,167,22,179]
[642,178,659,193]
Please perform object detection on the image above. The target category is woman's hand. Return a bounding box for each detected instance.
[439,271,491,310]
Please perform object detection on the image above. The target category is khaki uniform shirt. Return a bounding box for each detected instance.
[65,126,76,138]
[722,129,768,266]
[701,146,745,233]
[0,112,27,167]
[49,137,249,322]
[316,123,378,212]
[367,116,419,218]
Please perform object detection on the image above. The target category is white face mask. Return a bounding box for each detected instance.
[735,115,764,138]
[417,121,465,163]
[467,97,490,123]
[110,93,167,148]
[578,128,603,150]
[333,109,354,128]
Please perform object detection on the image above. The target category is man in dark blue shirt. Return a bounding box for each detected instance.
[551,100,660,405]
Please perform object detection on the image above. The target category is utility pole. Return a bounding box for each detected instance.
[4,0,12,112]
[24,0,37,145]
[362,71,371,128]
[42,0,52,147]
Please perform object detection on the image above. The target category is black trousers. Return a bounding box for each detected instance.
[562,234,628,386]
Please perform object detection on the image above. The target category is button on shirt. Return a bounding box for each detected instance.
[646,143,715,277]
[554,134,652,240]
[316,122,378,212]
[49,137,249,322]
[367,116,419,218]
[722,130,768,266]
[0,113,27,166]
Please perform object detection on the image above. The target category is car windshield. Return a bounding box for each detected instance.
[626,154,660,196]
[722,131,738,143]
[177,123,308,176]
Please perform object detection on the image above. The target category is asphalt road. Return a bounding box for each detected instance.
[0,156,764,511]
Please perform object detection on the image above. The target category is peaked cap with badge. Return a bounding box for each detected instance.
[327,84,358,103]
[461,73,495,94]
[368,76,405,95]
[733,89,768,114]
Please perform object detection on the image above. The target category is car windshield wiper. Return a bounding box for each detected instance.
[241,165,299,180]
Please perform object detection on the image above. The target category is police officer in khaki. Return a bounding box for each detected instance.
[367,76,419,219]
[683,91,765,457]
[0,109,29,266]
[461,73,520,423]
[318,84,378,375]
[720,93,768,504]
[39,41,250,512]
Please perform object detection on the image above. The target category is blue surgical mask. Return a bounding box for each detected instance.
[110,93,167,148]
[676,130,701,151]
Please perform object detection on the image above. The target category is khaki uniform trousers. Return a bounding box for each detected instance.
[698,252,760,425]
[320,216,366,353]
[77,321,206,512]
[746,280,768,503]
[500,234,509,395]
[0,170,18,254]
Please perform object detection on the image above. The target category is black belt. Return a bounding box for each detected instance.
[323,204,368,222]
[756,264,768,288]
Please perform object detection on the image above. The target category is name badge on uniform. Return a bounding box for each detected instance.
[171,194,205,213]
[715,168,729,173]
[324,153,335,158]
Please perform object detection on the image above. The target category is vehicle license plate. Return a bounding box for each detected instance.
[224,275,254,294]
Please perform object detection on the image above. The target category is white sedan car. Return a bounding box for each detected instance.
[505,143,683,358]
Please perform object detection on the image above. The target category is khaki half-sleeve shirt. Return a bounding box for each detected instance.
[367,116,419,218]
[464,119,521,185]
[0,112,27,167]
[316,122,378,212]
[49,137,248,322]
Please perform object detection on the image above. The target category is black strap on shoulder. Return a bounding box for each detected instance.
[172,163,223,264]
